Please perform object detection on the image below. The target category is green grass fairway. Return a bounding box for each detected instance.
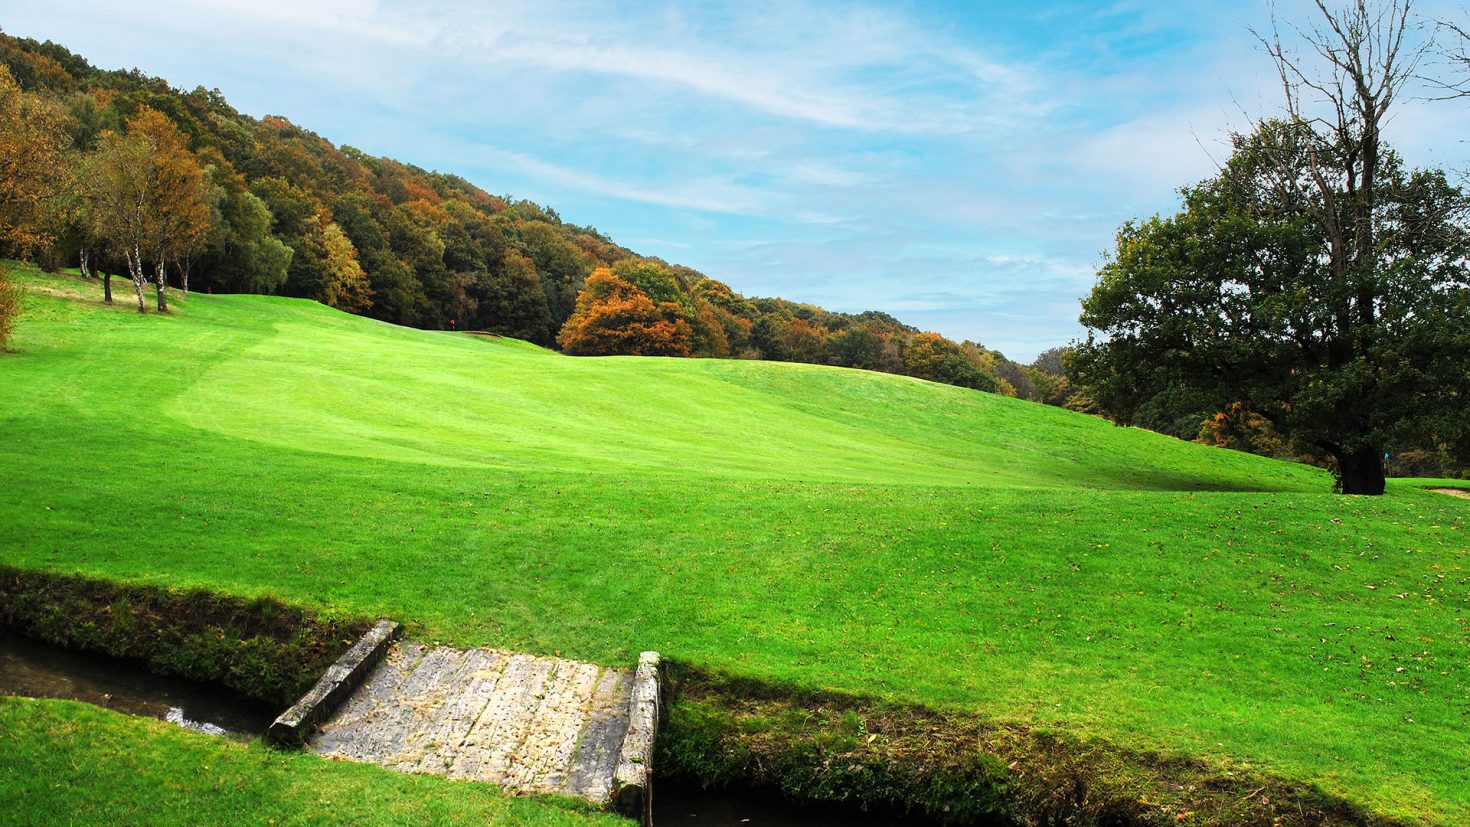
[0,697,621,826]
[2,268,1467,823]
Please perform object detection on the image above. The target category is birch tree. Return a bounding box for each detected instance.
[78,107,210,312]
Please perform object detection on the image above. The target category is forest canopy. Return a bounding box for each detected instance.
[0,30,1065,403]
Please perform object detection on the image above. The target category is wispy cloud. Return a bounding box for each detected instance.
[471,145,772,215]
[132,0,1051,136]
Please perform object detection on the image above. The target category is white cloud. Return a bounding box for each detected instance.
[118,0,1050,136]
[469,145,773,215]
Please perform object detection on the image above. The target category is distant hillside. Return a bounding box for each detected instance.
[0,30,1069,403]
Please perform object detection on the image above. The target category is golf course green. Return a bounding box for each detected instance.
[1,266,1466,824]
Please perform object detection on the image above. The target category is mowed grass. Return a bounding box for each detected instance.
[2,267,1467,823]
[0,697,622,826]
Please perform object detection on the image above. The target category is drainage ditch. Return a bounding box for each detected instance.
[654,781,919,826]
[0,631,276,738]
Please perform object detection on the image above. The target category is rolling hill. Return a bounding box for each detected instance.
[2,267,1467,824]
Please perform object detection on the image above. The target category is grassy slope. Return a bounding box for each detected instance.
[0,697,621,826]
[2,268,1467,823]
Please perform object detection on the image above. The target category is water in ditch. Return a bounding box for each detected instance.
[0,632,277,738]
[655,781,925,826]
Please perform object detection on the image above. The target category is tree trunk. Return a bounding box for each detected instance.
[129,245,146,313]
[181,259,190,294]
[79,248,91,279]
[103,268,112,304]
[154,260,169,312]
[1338,449,1386,495]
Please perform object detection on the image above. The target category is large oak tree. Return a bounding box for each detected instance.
[1074,0,1470,495]
[1073,121,1470,494]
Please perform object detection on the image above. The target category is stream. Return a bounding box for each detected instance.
[0,632,277,738]
[654,782,921,826]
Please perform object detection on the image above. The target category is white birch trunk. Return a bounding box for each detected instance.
[129,244,147,313]
[154,258,169,312]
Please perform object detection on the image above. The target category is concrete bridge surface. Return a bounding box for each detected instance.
[271,624,659,821]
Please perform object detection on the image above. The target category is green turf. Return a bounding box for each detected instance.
[0,697,623,826]
[2,267,1467,824]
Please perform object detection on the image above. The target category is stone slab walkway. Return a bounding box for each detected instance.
[307,642,635,804]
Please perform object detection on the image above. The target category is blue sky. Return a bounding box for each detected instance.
[7,1,1466,360]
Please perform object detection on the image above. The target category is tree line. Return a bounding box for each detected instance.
[0,30,1073,404]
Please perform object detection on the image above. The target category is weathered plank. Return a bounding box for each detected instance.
[305,641,656,816]
[611,651,661,822]
[267,619,400,747]
[566,667,635,801]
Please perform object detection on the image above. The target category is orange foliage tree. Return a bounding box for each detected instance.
[0,64,68,349]
[557,268,692,357]
[309,212,373,313]
[79,106,211,312]
[0,65,67,258]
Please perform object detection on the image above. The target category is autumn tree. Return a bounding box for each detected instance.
[79,107,210,312]
[0,65,68,258]
[314,218,372,312]
[902,332,998,392]
[557,268,692,356]
[128,107,210,311]
[79,128,153,311]
[613,259,729,357]
[694,278,755,355]
[281,209,373,312]
[0,64,68,349]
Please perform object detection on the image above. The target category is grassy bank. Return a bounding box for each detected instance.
[0,697,623,826]
[0,566,370,706]
[2,267,1467,823]
[658,663,1386,826]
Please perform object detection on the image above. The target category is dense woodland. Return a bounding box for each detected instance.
[0,31,1073,404]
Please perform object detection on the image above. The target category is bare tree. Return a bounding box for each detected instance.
[1239,0,1443,492]
[1255,1,1425,291]
[1431,11,1470,98]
